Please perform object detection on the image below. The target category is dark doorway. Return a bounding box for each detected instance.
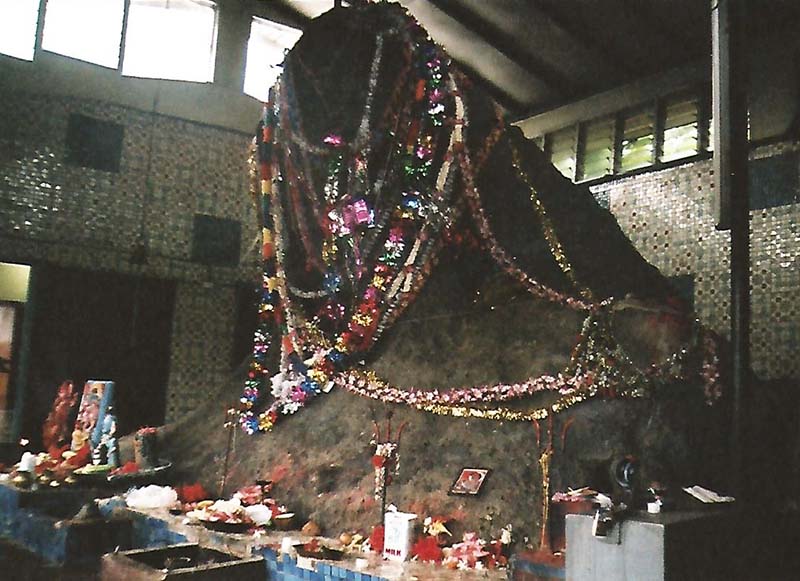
[23,265,175,445]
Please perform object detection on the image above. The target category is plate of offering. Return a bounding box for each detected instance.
[187,498,253,533]
[294,539,345,561]
[73,463,112,484]
[107,461,172,486]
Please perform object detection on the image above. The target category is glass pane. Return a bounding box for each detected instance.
[578,117,614,181]
[707,115,714,152]
[661,95,699,162]
[548,126,576,180]
[123,0,218,82]
[41,0,125,68]
[620,107,654,173]
[0,0,39,61]
[243,17,302,102]
[708,110,751,153]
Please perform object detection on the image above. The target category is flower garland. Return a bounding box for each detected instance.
[238,3,723,433]
[333,308,720,422]
[239,6,466,431]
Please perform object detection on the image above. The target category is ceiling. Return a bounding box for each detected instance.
[270,0,800,119]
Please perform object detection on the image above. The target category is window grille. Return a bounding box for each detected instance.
[577,116,615,181]
[661,94,700,162]
[547,126,577,180]
[619,106,655,173]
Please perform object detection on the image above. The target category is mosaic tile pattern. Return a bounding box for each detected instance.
[0,89,261,420]
[167,283,237,422]
[591,142,800,379]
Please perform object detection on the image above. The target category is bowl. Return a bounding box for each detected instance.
[273,512,297,530]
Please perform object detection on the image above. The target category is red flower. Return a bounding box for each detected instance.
[369,526,385,553]
[371,455,386,468]
[178,482,209,503]
[411,536,444,563]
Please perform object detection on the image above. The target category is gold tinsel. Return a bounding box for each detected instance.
[509,141,595,303]
[342,365,647,423]
[538,448,553,550]
[396,389,626,422]
[352,312,374,327]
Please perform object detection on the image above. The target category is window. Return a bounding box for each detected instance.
[532,89,714,185]
[547,126,577,180]
[577,117,614,182]
[123,0,218,82]
[0,0,39,61]
[244,17,302,102]
[619,106,655,173]
[65,114,125,173]
[41,0,125,69]
[661,94,699,163]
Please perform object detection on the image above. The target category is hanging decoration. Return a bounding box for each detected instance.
[237,2,722,434]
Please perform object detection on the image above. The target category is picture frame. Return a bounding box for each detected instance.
[449,467,491,496]
[0,301,22,414]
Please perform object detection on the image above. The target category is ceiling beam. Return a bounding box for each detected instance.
[265,0,312,29]
[427,0,579,99]
[528,0,638,80]
[449,58,525,114]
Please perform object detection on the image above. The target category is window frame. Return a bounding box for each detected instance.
[121,0,219,83]
[39,0,128,70]
[544,86,715,186]
[243,15,303,102]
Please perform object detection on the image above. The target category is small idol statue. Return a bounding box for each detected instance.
[92,406,119,467]
[42,380,77,452]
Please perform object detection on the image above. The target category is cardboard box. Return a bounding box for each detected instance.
[383,510,417,562]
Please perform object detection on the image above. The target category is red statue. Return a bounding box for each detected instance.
[42,380,77,456]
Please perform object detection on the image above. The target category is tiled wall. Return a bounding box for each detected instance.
[591,141,800,379]
[167,284,237,419]
[2,84,797,431]
[0,89,260,423]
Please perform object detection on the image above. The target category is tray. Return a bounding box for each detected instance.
[294,544,345,561]
[198,519,253,534]
[107,462,172,486]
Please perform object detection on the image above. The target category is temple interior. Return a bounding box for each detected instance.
[1,1,799,580]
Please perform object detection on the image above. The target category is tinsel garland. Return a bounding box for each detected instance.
[237,2,723,434]
[333,311,719,422]
[239,6,466,432]
[336,368,632,421]
[456,146,597,311]
[508,140,595,303]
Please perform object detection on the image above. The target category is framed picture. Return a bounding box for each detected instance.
[0,302,22,412]
[449,467,491,496]
[72,380,115,451]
